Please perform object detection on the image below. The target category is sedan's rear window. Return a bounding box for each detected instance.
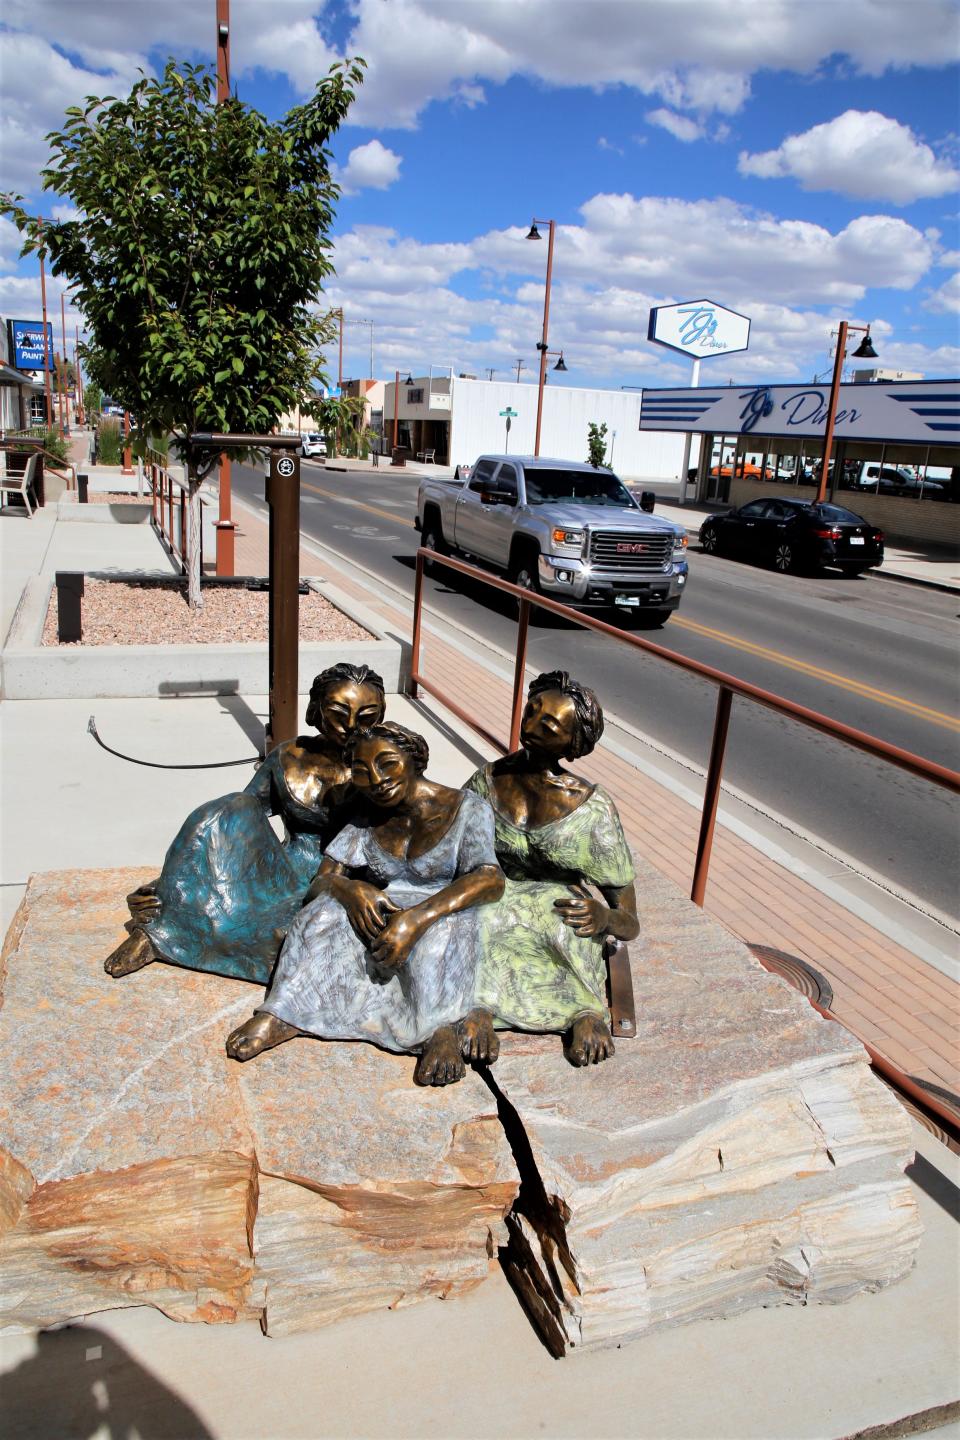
[815,504,866,524]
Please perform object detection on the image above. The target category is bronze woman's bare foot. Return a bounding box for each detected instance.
[415,1025,466,1086]
[226,1011,300,1062]
[104,928,157,978]
[565,1013,615,1067]
[458,1008,500,1065]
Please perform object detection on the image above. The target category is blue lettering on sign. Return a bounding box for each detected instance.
[739,386,860,433]
[739,388,774,432]
[677,305,719,347]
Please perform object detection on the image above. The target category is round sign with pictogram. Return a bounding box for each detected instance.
[276,455,296,478]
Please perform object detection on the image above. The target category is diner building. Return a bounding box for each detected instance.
[640,377,959,546]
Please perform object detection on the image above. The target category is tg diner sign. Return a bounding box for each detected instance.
[639,379,960,446]
[647,299,751,360]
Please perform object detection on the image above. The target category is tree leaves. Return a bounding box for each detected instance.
[0,57,364,447]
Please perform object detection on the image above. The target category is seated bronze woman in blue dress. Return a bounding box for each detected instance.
[103,662,386,985]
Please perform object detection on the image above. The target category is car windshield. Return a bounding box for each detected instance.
[524,467,637,507]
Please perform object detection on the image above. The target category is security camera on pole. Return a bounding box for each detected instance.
[647,300,751,501]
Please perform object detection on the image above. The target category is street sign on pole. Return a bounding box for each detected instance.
[500,407,518,454]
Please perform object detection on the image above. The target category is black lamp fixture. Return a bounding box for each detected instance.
[553,352,568,372]
[851,330,878,360]
[526,222,541,241]
[403,372,414,385]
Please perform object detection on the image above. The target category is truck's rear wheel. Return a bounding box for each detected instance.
[420,510,448,571]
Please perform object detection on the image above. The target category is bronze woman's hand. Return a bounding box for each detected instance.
[338,879,399,946]
[369,908,424,970]
[554,894,611,938]
[127,882,161,923]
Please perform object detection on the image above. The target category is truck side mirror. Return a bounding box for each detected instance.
[639,491,655,513]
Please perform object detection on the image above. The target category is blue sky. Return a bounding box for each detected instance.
[1,0,958,391]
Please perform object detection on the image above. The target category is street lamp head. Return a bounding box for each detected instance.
[403,373,413,385]
[526,223,541,241]
[553,352,568,372]
[852,332,878,360]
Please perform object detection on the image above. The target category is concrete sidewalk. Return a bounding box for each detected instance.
[1,493,958,1439]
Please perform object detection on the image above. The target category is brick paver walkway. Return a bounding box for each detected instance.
[228,500,960,1100]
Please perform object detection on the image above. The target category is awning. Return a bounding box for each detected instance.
[0,362,45,391]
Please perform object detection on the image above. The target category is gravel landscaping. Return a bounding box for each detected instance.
[42,578,372,646]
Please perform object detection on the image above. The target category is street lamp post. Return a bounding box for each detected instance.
[391,367,414,457]
[213,0,236,575]
[526,217,561,457]
[815,321,877,505]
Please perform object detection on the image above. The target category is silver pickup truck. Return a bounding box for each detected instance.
[415,454,689,623]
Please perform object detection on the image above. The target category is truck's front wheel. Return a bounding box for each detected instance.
[509,547,541,615]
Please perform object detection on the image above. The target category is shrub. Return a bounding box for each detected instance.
[97,418,122,465]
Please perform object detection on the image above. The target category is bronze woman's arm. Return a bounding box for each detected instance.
[554,881,639,941]
[307,856,399,946]
[370,864,504,969]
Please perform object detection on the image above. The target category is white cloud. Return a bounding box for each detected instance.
[334,140,402,195]
[320,194,950,386]
[597,136,624,155]
[924,273,960,314]
[646,109,704,143]
[739,111,960,205]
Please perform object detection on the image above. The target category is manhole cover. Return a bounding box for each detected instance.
[747,945,834,1008]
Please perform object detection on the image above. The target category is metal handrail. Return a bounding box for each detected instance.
[148,458,201,577]
[409,544,960,1139]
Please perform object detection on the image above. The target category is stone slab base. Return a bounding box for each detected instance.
[0,866,920,1350]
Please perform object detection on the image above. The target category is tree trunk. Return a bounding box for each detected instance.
[186,466,203,609]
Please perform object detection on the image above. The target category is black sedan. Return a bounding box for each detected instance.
[699,498,884,575]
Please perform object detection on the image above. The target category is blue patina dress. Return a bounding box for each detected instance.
[138,745,342,984]
[260,790,498,1051]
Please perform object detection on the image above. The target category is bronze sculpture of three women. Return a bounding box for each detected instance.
[105,665,638,1085]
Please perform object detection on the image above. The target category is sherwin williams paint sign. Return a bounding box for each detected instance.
[647,300,751,360]
[639,379,960,444]
[9,320,54,371]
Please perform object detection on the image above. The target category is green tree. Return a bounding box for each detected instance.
[587,421,609,468]
[3,58,363,605]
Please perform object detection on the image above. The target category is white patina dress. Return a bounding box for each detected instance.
[259,790,497,1052]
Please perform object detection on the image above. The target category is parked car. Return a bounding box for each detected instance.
[299,432,327,459]
[699,498,884,575]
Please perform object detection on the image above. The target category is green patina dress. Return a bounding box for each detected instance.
[463,764,635,1031]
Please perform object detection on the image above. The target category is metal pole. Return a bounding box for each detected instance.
[338,308,344,389]
[392,368,399,453]
[122,409,134,473]
[266,449,300,751]
[691,686,733,906]
[214,0,235,574]
[815,320,847,506]
[59,293,70,435]
[508,598,531,750]
[55,352,66,440]
[410,551,425,697]
[74,323,85,425]
[38,222,53,430]
[534,219,555,458]
[679,357,701,500]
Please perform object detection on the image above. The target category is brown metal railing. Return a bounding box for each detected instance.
[0,433,77,493]
[410,545,960,1141]
[148,456,202,577]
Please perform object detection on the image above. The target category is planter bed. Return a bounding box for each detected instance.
[2,573,405,699]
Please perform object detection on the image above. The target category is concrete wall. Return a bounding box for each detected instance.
[447,378,688,482]
[727,476,960,548]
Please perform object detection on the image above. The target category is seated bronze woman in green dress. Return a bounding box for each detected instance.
[103,662,386,985]
[462,670,638,1067]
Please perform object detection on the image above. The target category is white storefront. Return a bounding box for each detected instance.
[384,374,690,482]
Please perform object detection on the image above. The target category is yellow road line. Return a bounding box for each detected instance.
[672,615,960,732]
[301,479,404,528]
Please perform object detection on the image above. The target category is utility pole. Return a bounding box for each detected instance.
[74,324,85,425]
[37,221,53,429]
[214,0,236,575]
[514,358,525,383]
[486,368,496,381]
[60,292,70,435]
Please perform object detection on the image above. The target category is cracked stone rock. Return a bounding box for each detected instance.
[490,864,921,1354]
[0,870,517,1335]
[0,864,920,1351]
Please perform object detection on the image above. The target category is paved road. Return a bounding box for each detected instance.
[233,461,960,919]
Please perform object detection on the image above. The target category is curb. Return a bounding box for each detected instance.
[866,567,960,596]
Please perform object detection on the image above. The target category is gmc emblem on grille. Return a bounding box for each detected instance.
[616,542,648,553]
